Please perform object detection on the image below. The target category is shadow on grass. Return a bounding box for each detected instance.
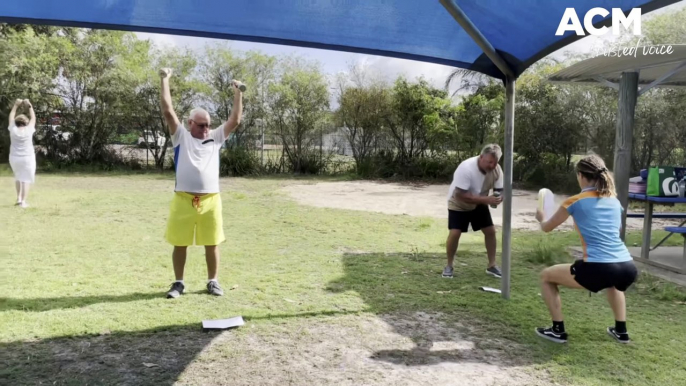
[0,293,164,312]
[326,251,543,369]
[326,250,686,386]
[0,309,360,386]
[0,324,215,386]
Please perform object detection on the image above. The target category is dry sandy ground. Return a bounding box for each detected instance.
[177,313,551,386]
[281,180,661,231]
[6,313,553,385]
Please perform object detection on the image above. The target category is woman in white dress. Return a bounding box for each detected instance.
[8,98,37,208]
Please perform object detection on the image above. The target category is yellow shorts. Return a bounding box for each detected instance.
[165,192,226,246]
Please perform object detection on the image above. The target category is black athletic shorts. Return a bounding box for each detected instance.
[571,259,638,293]
[448,205,494,232]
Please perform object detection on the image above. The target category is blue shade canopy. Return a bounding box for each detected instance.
[0,0,679,79]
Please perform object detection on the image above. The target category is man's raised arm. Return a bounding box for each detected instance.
[159,68,180,136]
[222,80,244,138]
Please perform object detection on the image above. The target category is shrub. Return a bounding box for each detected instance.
[220,146,262,176]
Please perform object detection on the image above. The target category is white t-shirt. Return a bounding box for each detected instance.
[447,156,503,211]
[172,124,226,194]
[8,123,36,158]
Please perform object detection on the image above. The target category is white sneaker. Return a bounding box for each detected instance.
[20,202,29,208]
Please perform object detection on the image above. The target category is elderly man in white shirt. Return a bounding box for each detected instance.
[159,68,243,299]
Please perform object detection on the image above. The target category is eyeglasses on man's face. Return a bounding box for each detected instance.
[191,119,210,129]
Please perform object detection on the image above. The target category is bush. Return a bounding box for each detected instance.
[514,153,579,194]
[220,146,262,176]
[324,156,355,175]
[37,146,143,172]
[354,151,459,181]
[410,155,459,180]
[113,133,139,145]
[291,151,327,175]
[355,151,396,179]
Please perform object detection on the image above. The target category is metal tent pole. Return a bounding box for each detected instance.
[501,76,516,299]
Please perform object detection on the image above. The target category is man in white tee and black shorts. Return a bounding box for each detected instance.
[443,144,504,279]
[159,68,243,299]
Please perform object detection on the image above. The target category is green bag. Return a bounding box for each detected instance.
[646,166,679,196]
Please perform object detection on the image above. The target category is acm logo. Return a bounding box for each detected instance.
[556,7,642,36]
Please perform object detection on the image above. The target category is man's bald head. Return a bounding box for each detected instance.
[189,108,211,122]
[187,107,212,140]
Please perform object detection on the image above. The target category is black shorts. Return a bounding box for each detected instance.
[448,205,494,232]
[571,260,638,293]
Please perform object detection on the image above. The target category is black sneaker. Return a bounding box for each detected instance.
[486,266,502,278]
[166,281,185,299]
[535,327,567,343]
[607,327,630,344]
[207,281,224,296]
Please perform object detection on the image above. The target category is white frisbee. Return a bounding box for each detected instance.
[537,188,556,222]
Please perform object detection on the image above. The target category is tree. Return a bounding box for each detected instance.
[641,6,686,45]
[514,63,585,186]
[127,45,205,169]
[386,77,449,164]
[267,57,329,174]
[0,27,62,162]
[444,68,493,96]
[199,46,277,149]
[334,64,393,170]
[0,23,59,37]
[453,82,504,156]
[51,30,153,164]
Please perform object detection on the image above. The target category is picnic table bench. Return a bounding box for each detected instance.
[628,193,686,274]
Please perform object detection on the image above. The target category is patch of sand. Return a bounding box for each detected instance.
[281,180,663,231]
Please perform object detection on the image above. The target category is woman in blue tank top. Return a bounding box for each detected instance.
[534,154,637,344]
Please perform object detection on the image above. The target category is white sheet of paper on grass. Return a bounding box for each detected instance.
[538,188,556,222]
[202,316,245,330]
[479,286,501,294]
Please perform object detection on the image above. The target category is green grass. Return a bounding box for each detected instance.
[1,172,686,385]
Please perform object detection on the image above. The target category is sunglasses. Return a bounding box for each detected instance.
[191,119,210,129]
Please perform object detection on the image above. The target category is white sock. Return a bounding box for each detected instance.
[208,279,217,284]
[175,280,184,285]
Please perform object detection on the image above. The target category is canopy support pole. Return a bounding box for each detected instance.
[614,71,639,241]
[501,76,516,299]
